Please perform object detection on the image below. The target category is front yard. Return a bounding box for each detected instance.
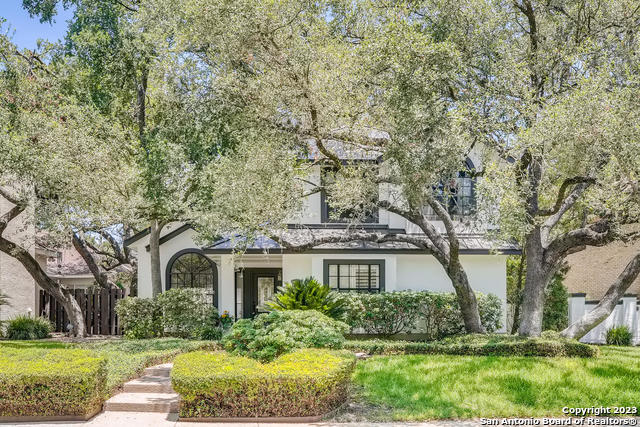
[352,346,640,420]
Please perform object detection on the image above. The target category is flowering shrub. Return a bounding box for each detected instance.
[343,291,503,338]
[222,310,349,362]
[172,348,355,418]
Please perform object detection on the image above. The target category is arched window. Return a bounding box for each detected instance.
[165,249,218,307]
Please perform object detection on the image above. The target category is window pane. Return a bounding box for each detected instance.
[341,275,351,289]
[329,264,337,276]
[340,264,350,276]
[329,277,338,289]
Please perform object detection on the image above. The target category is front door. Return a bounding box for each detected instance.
[242,268,281,318]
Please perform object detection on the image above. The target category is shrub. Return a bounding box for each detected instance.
[223,310,349,362]
[543,274,569,331]
[0,347,106,417]
[266,277,346,319]
[344,333,598,358]
[116,289,221,340]
[156,288,220,339]
[172,348,356,418]
[344,291,503,338]
[115,297,162,339]
[606,325,633,346]
[5,315,53,340]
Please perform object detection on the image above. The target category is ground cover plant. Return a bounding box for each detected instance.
[78,338,219,393]
[0,342,106,418]
[344,333,597,358]
[223,309,348,362]
[0,337,217,411]
[353,346,639,420]
[172,348,356,418]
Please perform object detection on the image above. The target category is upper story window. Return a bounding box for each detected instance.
[426,159,477,218]
[323,260,385,292]
[321,167,379,223]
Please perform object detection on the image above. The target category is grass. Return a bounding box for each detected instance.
[0,338,218,395]
[353,346,640,420]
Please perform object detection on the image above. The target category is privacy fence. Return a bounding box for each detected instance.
[569,293,640,344]
[39,288,124,335]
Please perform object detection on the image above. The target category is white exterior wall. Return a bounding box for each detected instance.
[0,198,37,321]
[568,295,639,345]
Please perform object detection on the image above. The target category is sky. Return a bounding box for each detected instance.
[0,0,74,50]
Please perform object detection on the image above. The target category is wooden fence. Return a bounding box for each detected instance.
[39,288,125,335]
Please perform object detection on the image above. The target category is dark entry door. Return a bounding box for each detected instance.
[242,268,281,318]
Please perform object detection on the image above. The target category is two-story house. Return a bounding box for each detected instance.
[125,142,518,324]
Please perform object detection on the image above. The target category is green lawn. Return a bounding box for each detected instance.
[354,346,640,420]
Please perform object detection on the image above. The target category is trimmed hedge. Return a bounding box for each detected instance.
[172,348,356,418]
[0,346,106,417]
[344,334,599,358]
[343,291,503,338]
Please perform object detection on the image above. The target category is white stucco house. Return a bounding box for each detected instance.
[125,144,518,323]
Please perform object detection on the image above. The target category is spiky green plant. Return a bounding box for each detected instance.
[266,277,345,319]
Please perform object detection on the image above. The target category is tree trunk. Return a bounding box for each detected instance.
[0,235,86,337]
[511,250,526,334]
[149,219,164,297]
[518,229,552,336]
[72,233,114,289]
[450,262,486,333]
[562,252,640,340]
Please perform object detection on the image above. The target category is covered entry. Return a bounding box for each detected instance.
[235,268,282,318]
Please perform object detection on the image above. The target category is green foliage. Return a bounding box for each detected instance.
[543,274,569,331]
[79,338,220,393]
[344,333,598,358]
[5,315,53,340]
[115,297,162,339]
[606,325,633,346]
[344,291,502,338]
[222,310,349,362]
[266,277,345,319]
[171,348,356,418]
[354,346,640,420]
[115,289,222,340]
[155,288,220,339]
[0,346,106,417]
[507,256,569,332]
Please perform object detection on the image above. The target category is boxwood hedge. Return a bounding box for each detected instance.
[0,346,106,418]
[172,348,356,418]
[344,333,598,358]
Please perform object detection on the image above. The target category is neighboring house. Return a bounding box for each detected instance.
[125,143,518,327]
[0,196,96,322]
[565,239,640,344]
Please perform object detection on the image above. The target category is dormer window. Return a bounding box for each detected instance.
[425,158,476,218]
[321,167,379,224]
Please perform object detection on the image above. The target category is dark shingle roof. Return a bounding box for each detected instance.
[204,227,519,254]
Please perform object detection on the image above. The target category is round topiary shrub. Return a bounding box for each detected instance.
[5,315,53,340]
[606,325,633,346]
[222,309,349,362]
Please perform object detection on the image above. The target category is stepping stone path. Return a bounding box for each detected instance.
[103,363,179,413]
